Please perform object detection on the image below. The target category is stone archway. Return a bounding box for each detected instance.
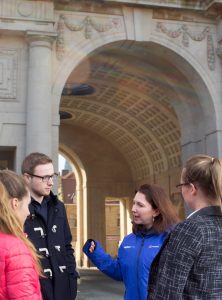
[55,35,218,256]
[51,5,221,262]
[0,0,222,270]
[56,37,217,174]
[59,143,88,266]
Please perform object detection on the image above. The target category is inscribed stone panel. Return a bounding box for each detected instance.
[0,49,17,101]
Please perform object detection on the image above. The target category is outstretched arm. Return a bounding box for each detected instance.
[83,239,123,281]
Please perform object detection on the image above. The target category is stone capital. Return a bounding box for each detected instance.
[26,31,57,49]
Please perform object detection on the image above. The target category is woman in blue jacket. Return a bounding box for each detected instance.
[83,184,180,300]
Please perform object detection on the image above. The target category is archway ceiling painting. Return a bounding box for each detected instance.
[60,41,195,180]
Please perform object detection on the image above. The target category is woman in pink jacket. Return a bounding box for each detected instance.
[0,170,42,300]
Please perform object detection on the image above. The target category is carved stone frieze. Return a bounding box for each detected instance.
[56,14,121,60]
[17,1,33,17]
[0,49,18,101]
[0,0,53,21]
[156,22,215,71]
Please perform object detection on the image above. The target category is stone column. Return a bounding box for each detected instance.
[26,31,56,156]
[119,197,132,241]
[215,17,222,159]
[119,198,126,242]
[125,197,132,235]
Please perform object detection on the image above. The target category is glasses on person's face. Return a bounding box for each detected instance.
[175,182,190,190]
[28,173,58,183]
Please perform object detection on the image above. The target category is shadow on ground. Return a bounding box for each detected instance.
[76,268,125,300]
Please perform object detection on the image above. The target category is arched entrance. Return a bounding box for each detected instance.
[52,8,219,264]
[0,0,221,274]
[59,124,134,264]
[59,144,88,266]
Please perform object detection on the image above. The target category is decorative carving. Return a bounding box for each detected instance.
[56,17,66,61]
[156,22,215,71]
[0,0,54,21]
[56,14,121,60]
[17,1,33,17]
[207,33,215,70]
[216,45,222,59]
[0,49,18,101]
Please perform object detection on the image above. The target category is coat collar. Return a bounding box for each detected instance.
[189,205,222,219]
[137,227,156,237]
[29,192,58,212]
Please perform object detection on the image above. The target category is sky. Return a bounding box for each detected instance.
[58,154,66,172]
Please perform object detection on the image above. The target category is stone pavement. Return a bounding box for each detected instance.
[76,268,125,300]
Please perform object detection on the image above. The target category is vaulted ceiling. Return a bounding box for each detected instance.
[60,41,197,180]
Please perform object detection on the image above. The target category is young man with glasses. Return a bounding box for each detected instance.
[22,152,79,300]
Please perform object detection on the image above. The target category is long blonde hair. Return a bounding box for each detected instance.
[0,170,42,275]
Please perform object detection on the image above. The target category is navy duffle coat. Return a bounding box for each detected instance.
[24,192,79,300]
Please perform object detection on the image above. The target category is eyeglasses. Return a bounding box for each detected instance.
[176,182,190,189]
[28,173,58,182]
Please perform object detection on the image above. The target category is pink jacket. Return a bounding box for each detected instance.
[0,232,42,300]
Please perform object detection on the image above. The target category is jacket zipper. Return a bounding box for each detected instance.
[136,237,145,300]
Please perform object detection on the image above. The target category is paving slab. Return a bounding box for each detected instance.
[76,268,125,300]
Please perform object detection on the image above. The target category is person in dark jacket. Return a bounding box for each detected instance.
[83,184,180,300]
[22,152,79,300]
[148,154,222,299]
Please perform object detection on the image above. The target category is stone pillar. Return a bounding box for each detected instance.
[119,197,132,241]
[216,18,222,158]
[26,32,56,156]
[181,140,203,163]
[119,198,126,242]
[125,197,132,235]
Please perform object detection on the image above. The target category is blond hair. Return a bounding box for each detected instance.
[0,170,42,275]
[183,154,222,204]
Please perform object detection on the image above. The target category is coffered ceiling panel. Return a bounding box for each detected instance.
[60,41,186,180]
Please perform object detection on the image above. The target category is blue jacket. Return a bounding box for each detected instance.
[83,230,167,300]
